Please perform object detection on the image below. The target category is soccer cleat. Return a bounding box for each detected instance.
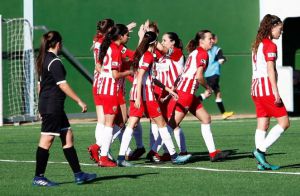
[179,151,188,155]
[222,111,234,120]
[146,150,161,163]
[127,147,146,161]
[160,153,171,162]
[32,176,59,187]
[257,163,280,171]
[172,154,192,165]
[210,150,230,162]
[87,144,100,163]
[74,172,97,185]
[117,159,134,167]
[253,149,274,169]
[98,156,117,167]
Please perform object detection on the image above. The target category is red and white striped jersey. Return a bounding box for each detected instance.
[130,51,155,101]
[92,34,104,91]
[117,46,135,97]
[98,42,121,96]
[251,38,277,97]
[177,47,208,94]
[155,47,184,87]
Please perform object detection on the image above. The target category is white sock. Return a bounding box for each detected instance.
[255,129,266,149]
[150,123,159,148]
[259,124,284,152]
[201,124,216,153]
[118,127,134,156]
[95,122,104,146]
[158,126,176,155]
[100,126,113,156]
[174,127,187,153]
[133,122,144,148]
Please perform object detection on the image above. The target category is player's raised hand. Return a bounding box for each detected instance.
[127,22,137,32]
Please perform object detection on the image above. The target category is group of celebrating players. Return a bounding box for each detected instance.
[87,19,232,167]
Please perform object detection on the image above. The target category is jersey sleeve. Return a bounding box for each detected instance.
[49,60,66,85]
[139,52,153,71]
[120,45,135,60]
[111,47,121,71]
[169,47,183,62]
[263,41,277,62]
[196,50,208,70]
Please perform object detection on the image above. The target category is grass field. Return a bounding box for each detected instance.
[1,117,300,195]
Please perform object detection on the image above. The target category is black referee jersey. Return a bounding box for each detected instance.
[38,52,67,114]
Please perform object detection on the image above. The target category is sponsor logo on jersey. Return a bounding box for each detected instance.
[113,106,117,112]
[121,47,127,54]
[201,59,207,64]
[267,53,276,58]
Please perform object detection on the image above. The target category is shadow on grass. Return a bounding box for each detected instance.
[58,172,158,185]
[188,149,285,163]
[279,163,300,169]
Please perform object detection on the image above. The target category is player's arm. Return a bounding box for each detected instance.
[216,48,226,64]
[195,66,212,95]
[267,61,281,105]
[59,82,87,113]
[135,68,145,109]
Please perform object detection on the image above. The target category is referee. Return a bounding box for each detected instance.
[33,31,96,186]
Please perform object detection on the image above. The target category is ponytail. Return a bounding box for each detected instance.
[36,31,62,78]
[186,30,211,53]
[186,39,198,54]
[99,24,129,65]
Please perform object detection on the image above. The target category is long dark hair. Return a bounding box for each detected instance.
[186,30,211,53]
[252,14,282,54]
[96,18,115,35]
[98,24,129,64]
[36,31,62,77]
[133,31,157,70]
[165,32,183,50]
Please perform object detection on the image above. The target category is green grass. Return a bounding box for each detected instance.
[1,118,300,195]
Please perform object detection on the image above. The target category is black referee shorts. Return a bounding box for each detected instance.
[40,112,71,136]
[206,74,220,92]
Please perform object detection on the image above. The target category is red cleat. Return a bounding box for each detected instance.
[160,153,171,162]
[87,144,100,163]
[127,147,146,161]
[98,156,117,167]
[209,149,230,162]
[146,150,161,163]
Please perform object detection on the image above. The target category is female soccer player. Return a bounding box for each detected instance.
[97,24,133,167]
[88,18,115,163]
[116,31,191,167]
[168,30,229,162]
[33,31,96,186]
[251,14,290,170]
[150,32,188,161]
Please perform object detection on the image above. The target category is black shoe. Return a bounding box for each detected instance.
[210,150,230,162]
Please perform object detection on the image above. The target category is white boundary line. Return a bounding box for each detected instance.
[1,159,300,176]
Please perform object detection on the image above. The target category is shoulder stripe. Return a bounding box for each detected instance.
[48,58,61,71]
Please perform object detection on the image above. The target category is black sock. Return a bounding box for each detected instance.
[63,146,81,174]
[35,147,49,177]
[217,101,226,114]
[257,148,266,155]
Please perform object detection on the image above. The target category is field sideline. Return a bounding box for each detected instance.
[1,117,300,195]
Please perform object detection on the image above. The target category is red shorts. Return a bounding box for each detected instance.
[129,100,162,118]
[101,95,119,115]
[252,95,287,118]
[117,92,126,105]
[167,90,203,117]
